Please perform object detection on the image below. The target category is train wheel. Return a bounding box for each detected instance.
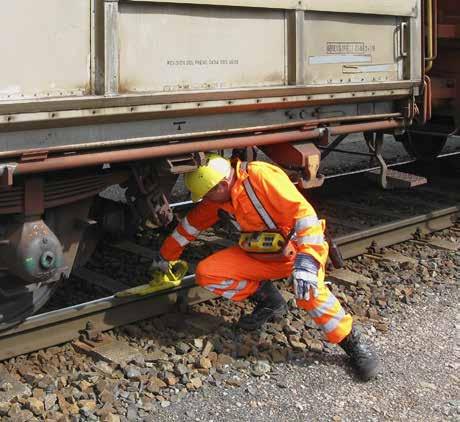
[396,116,454,161]
[0,281,58,331]
[397,131,447,161]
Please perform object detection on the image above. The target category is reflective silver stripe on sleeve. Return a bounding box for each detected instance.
[308,294,337,318]
[182,216,200,237]
[297,234,325,245]
[322,308,346,333]
[222,280,248,300]
[171,229,189,247]
[295,215,320,233]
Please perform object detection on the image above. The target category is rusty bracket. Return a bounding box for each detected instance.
[418,75,432,125]
[260,141,324,190]
[365,132,388,189]
[0,163,17,188]
[129,165,176,227]
[20,150,49,162]
[318,127,331,146]
[158,152,206,175]
[24,177,44,217]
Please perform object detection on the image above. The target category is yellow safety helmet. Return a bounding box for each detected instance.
[184,153,231,202]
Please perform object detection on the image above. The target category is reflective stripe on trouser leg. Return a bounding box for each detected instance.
[197,275,258,302]
[204,279,250,300]
[296,267,352,343]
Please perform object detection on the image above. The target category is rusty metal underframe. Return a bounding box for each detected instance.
[0,112,404,161]
[8,119,405,177]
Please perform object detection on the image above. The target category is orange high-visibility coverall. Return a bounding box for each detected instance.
[160,160,352,343]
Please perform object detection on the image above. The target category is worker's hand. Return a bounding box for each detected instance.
[291,269,319,301]
[150,254,170,273]
[291,253,320,301]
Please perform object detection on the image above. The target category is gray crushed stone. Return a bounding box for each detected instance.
[154,286,459,422]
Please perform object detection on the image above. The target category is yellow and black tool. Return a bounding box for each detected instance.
[115,260,188,297]
[239,232,286,253]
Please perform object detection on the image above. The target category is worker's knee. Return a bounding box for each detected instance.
[195,260,207,287]
[195,257,219,287]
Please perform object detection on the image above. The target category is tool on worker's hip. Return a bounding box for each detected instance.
[239,232,285,253]
[239,232,296,261]
[115,260,188,297]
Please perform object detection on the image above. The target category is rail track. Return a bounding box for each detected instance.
[0,156,458,361]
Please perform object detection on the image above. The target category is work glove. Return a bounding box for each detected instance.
[292,270,319,300]
[291,253,320,301]
[150,254,170,273]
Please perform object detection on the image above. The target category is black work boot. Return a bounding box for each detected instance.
[238,282,287,331]
[339,326,379,381]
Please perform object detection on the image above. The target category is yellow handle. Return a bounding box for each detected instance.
[115,260,189,298]
[165,260,189,281]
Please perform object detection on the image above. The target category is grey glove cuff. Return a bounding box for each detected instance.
[294,253,320,274]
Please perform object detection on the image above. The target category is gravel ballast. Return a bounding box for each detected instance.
[0,226,458,422]
[154,288,459,422]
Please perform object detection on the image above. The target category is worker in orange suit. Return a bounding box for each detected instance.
[154,153,378,380]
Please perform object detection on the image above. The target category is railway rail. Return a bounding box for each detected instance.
[0,165,457,361]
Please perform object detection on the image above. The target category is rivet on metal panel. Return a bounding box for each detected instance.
[301,110,310,119]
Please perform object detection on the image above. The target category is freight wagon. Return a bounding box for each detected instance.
[397,0,460,158]
[0,0,433,328]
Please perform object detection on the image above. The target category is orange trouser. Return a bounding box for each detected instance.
[195,246,352,344]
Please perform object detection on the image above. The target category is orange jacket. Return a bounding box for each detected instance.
[160,160,328,266]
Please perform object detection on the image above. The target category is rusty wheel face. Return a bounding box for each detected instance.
[396,117,454,161]
[0,281,58,331]
[397,131,447,161]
